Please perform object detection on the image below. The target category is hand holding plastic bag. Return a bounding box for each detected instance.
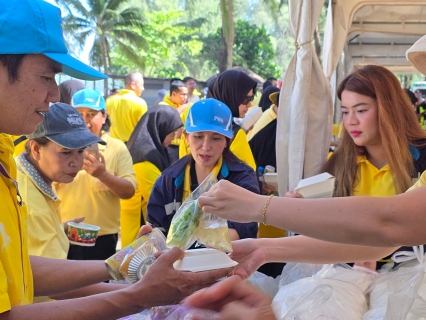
[166,173,232,252]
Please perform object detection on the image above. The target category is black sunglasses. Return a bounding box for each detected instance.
[242,95,255,105]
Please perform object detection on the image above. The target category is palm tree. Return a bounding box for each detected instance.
[56,0,147,94]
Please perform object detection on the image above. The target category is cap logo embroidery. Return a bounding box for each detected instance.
[214,116,225,123]
[67,113,84,125]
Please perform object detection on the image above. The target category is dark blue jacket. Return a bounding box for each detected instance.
[147,155,259,239]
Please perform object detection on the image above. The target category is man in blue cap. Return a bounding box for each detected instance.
[0,1,231,318]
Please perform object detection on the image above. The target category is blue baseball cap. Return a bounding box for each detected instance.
[185,98,233,139]
[0,0,107,81]
[28,103,106,149]
[72,89,106,111]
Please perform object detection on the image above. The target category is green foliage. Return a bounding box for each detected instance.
[109,9,204,78]
[201,20,281,79]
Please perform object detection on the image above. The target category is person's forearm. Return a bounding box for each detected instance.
[1,289,145,320]
[258,236,399,264]
[51,283,128,300]
[259,188,426,247]
[97,172,135,199]
[31,256,112,296]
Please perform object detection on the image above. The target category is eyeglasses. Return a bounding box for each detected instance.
[242,95,255,105]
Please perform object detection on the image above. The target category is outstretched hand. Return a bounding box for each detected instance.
[184,275,276,320]
[228,239,266,279]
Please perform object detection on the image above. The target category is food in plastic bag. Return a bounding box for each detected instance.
[105,228,166,280]
[363,245,426,320]
[273,264,376,319]
[166,173,232,252]
[196,213,232,252]
[167,201,202,250]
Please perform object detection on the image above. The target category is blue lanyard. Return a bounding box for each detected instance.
[0,162,23,206]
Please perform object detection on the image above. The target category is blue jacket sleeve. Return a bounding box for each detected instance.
[147,174,172,235]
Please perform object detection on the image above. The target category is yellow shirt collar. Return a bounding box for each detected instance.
[182,155,223,202]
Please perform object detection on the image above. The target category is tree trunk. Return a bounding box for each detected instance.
[219,0,234,71]
[100,34,109,97]
[219,29,228,72]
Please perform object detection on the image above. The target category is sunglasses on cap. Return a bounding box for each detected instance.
[241,95,255,105]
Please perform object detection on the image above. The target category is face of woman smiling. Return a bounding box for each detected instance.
[29,140,86,185]
[186,131,227,171]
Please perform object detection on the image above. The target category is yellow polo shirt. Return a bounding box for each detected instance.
[56,135,137,237]
[352,155,396,197]
[106,89,148,142]
[16,154,69,260]
[120,161,161,247]
[407,171,426,191]
[0,134,33,312]
[246,105,277,141]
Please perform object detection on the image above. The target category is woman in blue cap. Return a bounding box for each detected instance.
[56,88,137,261]
[147,98,259,241]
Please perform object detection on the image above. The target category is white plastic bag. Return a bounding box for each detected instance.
[247,271,281,297]
[279,262,324,287]
[273,264,375,320]
[364,245,426,320]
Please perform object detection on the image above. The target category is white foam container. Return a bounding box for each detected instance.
[173,248,238,272]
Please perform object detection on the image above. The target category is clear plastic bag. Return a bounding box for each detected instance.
[364,245,426,320]
[166,173,232,252]
[119,305,220,320]
[116,229,167,284]
[247,271,281,297]
[279,262,325,287]
[273,264,375,320]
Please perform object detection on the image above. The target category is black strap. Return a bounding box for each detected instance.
[13,135,27,147]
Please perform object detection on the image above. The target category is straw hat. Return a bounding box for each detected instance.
[406,35,426,75]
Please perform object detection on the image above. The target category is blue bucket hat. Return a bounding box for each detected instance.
[28,103,106,149]
[72,89,106,111]
[185,98,233,139]
[0,0,106,81]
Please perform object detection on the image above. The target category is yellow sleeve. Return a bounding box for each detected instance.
[120,162,160,248]
[0,260,11,312]
[27,206,67,260]
[136,162,161,221]
[407,171,426,192]
[230,129,256,171]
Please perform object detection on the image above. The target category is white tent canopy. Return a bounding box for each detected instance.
[277,0,426,197]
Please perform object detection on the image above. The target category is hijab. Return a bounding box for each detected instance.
[58,80,85,104]
[259,86,279,112]
[249,119,277,169]
[127,106,182,171]
[207,70,257,118]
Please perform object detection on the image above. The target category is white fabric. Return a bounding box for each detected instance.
[276,0,333,196]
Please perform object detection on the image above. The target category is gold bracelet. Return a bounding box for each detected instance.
[261,194,274,225]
